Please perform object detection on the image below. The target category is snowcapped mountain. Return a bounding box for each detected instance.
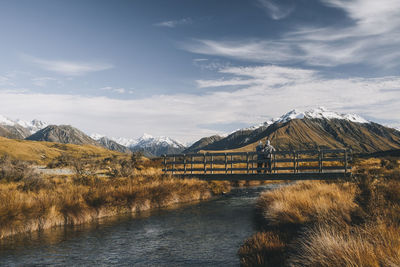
[91,133,186,156]
[129,134,185,156]
[274,107,368,124]
[14,119,48,134]
[0,115,48,139]
[186,107,399,153]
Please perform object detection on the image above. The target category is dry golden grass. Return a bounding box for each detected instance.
[239,157,400,267]
[0,174,213,239]
[288,221,400,267]
[257,181,358,226]
[239,231,285,267]
[0,136,125,164]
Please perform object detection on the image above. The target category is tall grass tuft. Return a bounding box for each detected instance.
[0,158,221,239]
[239,157,400,267]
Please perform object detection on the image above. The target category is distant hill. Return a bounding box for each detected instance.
[26,125,100,146]
[0,136,123,164]
[186,107,400,154]
[184,135,223,153]
[96,137,131,153]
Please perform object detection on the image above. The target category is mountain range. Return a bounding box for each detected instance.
[185,107,400,154]
[1,107,400,156]
[0,115,185,156]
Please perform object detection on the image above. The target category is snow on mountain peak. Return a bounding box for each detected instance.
[90,133,106,141]
[0,115,48,134]
[276,107,369,124]
[0,115,15,126]
[96,133,185,149]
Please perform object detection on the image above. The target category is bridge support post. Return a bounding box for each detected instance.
[230,155,233,174]
[211,155,214,174]
[163,154,167,174]
[246,152,249,174]
[191,155,193,174]
[344,149,348,174]
[203,153,207,174]
[183,154,186,174]
[172,156,175,175]
[224,153,227,174]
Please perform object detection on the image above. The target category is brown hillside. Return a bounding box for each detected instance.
[0,136,124,164]
[200,118,400,153]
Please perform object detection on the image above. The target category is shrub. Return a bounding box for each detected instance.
[288,221,400,267]
[238,231,285,267]
[257,181,358,226]
[0,155,39,182]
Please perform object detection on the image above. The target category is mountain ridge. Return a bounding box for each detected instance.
[185,108,400,153]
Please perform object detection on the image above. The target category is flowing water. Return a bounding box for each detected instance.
[0,184,280,266]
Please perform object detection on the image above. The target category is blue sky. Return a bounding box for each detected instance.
[1,0,400,142]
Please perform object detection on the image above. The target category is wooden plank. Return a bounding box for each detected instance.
[163,149,346,158]
[176,172,351,181]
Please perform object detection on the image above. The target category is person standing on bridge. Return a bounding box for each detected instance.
[263,140,275,173]
[256,141,264,173]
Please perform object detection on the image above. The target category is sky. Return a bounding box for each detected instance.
[0,0,400,143]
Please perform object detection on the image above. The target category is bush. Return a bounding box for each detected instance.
[238,231,285,267]
[0,155,39,182]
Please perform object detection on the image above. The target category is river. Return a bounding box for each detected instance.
[0,184,279,266]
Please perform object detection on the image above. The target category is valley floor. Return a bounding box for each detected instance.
[238,157,400,266]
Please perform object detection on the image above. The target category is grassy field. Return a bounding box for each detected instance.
[0,136,124,164]
[0,137,231,239]
[238,157,400,266]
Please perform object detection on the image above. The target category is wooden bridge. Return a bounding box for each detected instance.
[162,149,351,181]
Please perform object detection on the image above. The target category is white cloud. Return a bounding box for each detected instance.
[101,86,127,94]
[257,0,294,20]
[183,0,400,68]
[32,77,57,87]
[22,55,113,76]
[154,18,192,28]
[1,65,400,143]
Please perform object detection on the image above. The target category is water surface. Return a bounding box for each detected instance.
[0,185,279,266]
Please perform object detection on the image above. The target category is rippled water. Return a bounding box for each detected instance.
[0,185,279,266]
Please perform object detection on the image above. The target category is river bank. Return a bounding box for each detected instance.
[0,184,277,266]
[238,157,400,266]
[0,162,232,239]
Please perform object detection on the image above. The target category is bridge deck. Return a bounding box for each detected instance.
[162,149,352,181]
[174,172,351,181]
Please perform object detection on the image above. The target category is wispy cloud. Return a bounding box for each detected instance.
[154,18,192,28]
[22,55,114,76]
[256,0,294,20]
[101,86,134,94]
[1,65,400,142]
[32,77,57,87]
[183,0,400,68]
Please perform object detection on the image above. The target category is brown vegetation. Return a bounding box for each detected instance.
[0,151,230,239]
[239,157,400,266]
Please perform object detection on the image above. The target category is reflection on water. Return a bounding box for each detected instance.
[0,184,279,266]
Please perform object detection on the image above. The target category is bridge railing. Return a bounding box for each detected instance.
[162,149,351,176]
